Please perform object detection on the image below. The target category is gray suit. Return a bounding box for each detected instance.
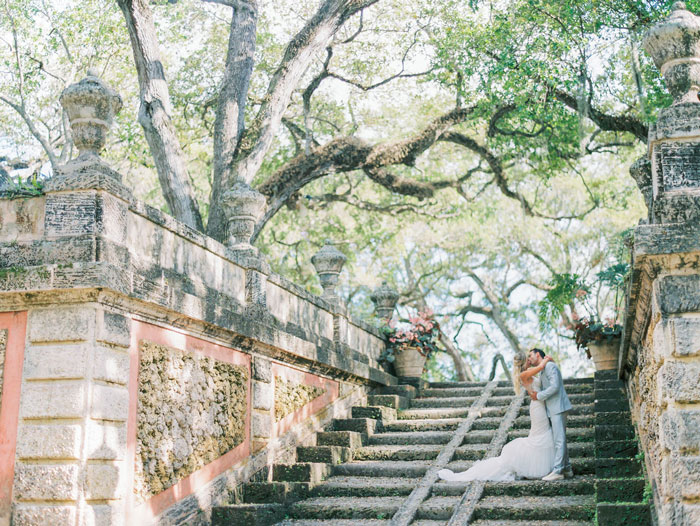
[537,361,572,474]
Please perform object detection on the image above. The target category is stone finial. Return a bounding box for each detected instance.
[221,181,267,252]
[643,2,700,104]
[630,157,653,217]
[370,281,399,320]
[60,70,123,159]
[311,241,347,302]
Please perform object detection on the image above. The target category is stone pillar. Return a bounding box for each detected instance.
[13,305,130,526]
[251,356,273,453]
[311,241,347,303]
[620,4,700,525]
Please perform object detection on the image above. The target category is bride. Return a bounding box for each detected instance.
[437,353,556,482]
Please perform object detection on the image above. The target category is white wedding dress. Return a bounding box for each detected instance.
[438,375,555,481]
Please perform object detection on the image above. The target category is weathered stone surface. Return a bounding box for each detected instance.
[658,361,700,402]
[86,421,127,460]
[134,340,248,501]
[0,197,45,239]
[16,424,81,460]
[28,305,93,342]
[669,317,700,357]
[661,454,700,499]
[96,310,131,348]
[252,411,272,439]
[13,463,79,500]
[86,463,122,500]
[274,376,326,421]
[82,503,124,526]
[20,380,85,418]
[657,275,700,314]
[253,355,272,382]
[92,346,129,386]
[12,505,76,526]
[23,343,88,380]
[253,380,273,411]
[91,383,129,421]
[660,409,700,452]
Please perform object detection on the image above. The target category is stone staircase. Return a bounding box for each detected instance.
[212,374,652,526]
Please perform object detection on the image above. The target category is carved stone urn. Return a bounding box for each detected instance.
[370,281,399,321]
[311,241,347,302]
[586,337,621,371]
[59,69,123,160]
[643,2,700,105]
[221,181,267,251]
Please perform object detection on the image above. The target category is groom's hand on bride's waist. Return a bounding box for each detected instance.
[529,391,538,401]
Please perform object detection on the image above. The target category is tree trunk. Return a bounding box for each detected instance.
[117,0,204,231]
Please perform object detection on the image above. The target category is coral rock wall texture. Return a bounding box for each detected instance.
[135,341,248,501]
[0,330,6,399]
[274,376,326,422]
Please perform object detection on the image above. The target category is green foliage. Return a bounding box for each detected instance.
[539,273,587,331]
[0,174,44,199]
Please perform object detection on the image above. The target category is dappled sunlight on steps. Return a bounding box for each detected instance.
[211,373,652,526]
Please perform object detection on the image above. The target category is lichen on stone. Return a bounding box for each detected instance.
[274,375,326,422]
[134,340,248,501]
[0,329,7,399]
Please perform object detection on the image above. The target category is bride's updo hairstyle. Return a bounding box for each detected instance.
[512,352,527,395]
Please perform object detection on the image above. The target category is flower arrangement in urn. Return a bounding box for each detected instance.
[539,263,629,370]
[379,309,440,377]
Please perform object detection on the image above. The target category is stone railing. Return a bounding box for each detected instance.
[0,72,396,526]
[620,4,700,526]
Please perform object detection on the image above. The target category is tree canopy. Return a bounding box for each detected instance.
[2,0,680,379]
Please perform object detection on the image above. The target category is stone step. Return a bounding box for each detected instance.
[352,405,397,421]
[595,411,631,425]
[433,478,596,497]
[368,430,454,446]
[399,406,506,420]
[377,384,417,399]
[563,377,595,385]
[519,404,593,417]
[595,424,635,441]
[353,444,441,461]
[470,521,592,526]
[289,496,403,520]
[273,463,331,483]
[594,370,618,381]
[410,396,478,408]
[509,427,594,442]
[243,481,312,504]
[595,477,646,502]
[594,387,626,399]
[333,418,378,436]
[471,495,595,521]
[595,439,637,458]
[212,503,286,526]
[415,495,459,520]
[595,379,625,390]
[383,418,462,432]
[311,476,420,497]
[429,381,489,388]
[296,445,351,464]
[596,457,642,478]
[275,521,445,526]
[597,502,652,525]
[595,398,630,412]
[422,387,484,398]
[513,414,593,429]
[368,394,409,410]
[331,460,433,478]
[316,430,362,449]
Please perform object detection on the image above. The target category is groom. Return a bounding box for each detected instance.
[528,348,573,480]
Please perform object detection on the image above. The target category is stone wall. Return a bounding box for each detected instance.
[0,159,393,526]
[0,330,6,400]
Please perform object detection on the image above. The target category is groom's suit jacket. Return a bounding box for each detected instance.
[537,362,572,416]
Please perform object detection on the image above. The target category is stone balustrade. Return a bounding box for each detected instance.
[0,73,395,526]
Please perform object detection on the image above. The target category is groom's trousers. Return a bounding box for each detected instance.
[550,412,571,474]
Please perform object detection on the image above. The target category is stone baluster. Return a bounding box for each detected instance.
[370,281,399,322]
[311,241,347,303]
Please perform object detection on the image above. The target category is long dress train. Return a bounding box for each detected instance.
[437,375,555,482]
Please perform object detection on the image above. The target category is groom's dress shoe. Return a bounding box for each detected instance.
[563,468,574,479]
[542,471,564,481]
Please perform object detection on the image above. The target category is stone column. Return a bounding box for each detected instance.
[13,306,130,526]
[251,356,274,453]
[620,4,700,525]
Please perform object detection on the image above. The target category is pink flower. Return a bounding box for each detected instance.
[575,289,587,299]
